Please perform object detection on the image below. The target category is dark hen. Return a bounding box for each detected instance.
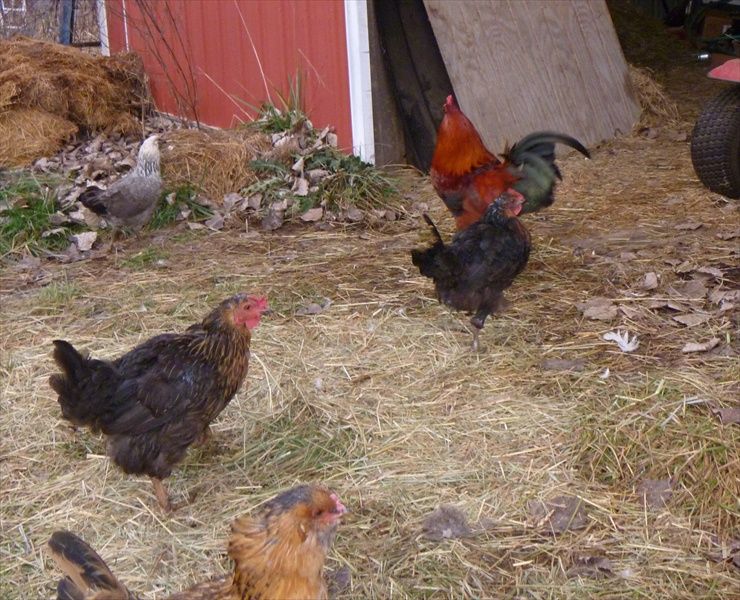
[412,193,531,350]
[49,293,268,511]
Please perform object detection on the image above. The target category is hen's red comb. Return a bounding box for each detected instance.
[249,295,269,311]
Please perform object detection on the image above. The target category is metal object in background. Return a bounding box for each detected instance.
[58,0,75,44]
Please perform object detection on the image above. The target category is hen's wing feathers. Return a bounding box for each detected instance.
[79,173,161,221]
[104,177,161,220]
[47,531,133,600]
[101,335,218,436]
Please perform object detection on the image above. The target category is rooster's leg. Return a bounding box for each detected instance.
[151,477,173,512]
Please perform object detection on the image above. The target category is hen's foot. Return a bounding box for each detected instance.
[151,477,185,513]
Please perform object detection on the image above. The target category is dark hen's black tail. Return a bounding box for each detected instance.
[411,214,457,286]
[505,131,590,214]
[78,188,109,216]
[49,340,120,431]
[48,531,133,600]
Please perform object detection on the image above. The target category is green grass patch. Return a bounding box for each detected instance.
[245,148,398,216]
[242,72,399,216]
[37,281,82,306]
[121,247,169,269]
[0,174,77,257]
[148,186,212,231]
[572,376,739,531]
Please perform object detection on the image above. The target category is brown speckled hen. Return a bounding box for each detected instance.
[49,293,268,511]
[47,484,347,600]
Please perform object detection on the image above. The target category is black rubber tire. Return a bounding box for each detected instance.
[690,85,740,199]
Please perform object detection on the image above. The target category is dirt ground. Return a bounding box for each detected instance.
[1,62,738,600]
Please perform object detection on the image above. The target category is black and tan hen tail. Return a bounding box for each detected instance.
[48,531,134,600]
[49,340,119,431]
[411,214,457,285]
[422,213,444,244]
[505,131,590,214]
[78,188,109,216]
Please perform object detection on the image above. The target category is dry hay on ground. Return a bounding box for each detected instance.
[0,108,77,167]
[160,128,272,201]
[628,64,680,127]
[0,37,149,166]
[1,117,738,598]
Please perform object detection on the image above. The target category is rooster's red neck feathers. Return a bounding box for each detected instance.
[432,95,498,177]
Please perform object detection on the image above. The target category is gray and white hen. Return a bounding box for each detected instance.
[79,134,162,236]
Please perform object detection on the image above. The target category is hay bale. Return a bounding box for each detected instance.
[0,108,77,167]
[628,64,680,127]
[0,37,150,165]
[160,128,272,200]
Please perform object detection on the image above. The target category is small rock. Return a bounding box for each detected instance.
[293,177,309,196]
[306,168,330,184]
[205,214,225,231]
[261,208,284,231]
[222,193,243,212]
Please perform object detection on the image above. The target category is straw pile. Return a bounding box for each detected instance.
[0,37,149,167]
[628,64,680,126]
[160,128,272,200]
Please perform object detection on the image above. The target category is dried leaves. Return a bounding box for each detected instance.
[681,338,720,353]
[578,297,618,321]
[637,478,673,509]
[711,406,740,426]
[422,505,474,541]
[527,496,588,534]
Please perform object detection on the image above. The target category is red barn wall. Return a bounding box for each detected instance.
[105,0,353,150]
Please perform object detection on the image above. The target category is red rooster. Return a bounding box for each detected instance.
[430,95,590,230]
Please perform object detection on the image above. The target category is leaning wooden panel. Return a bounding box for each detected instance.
[424,0,639,150]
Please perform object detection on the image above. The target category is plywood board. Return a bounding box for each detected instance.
[424,0,639,151]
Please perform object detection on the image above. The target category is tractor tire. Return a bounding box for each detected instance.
[690,85,740,199]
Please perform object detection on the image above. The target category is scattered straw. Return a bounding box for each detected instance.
[0,108,77,167]
[160,128,272,201]
[628,65,680,127]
